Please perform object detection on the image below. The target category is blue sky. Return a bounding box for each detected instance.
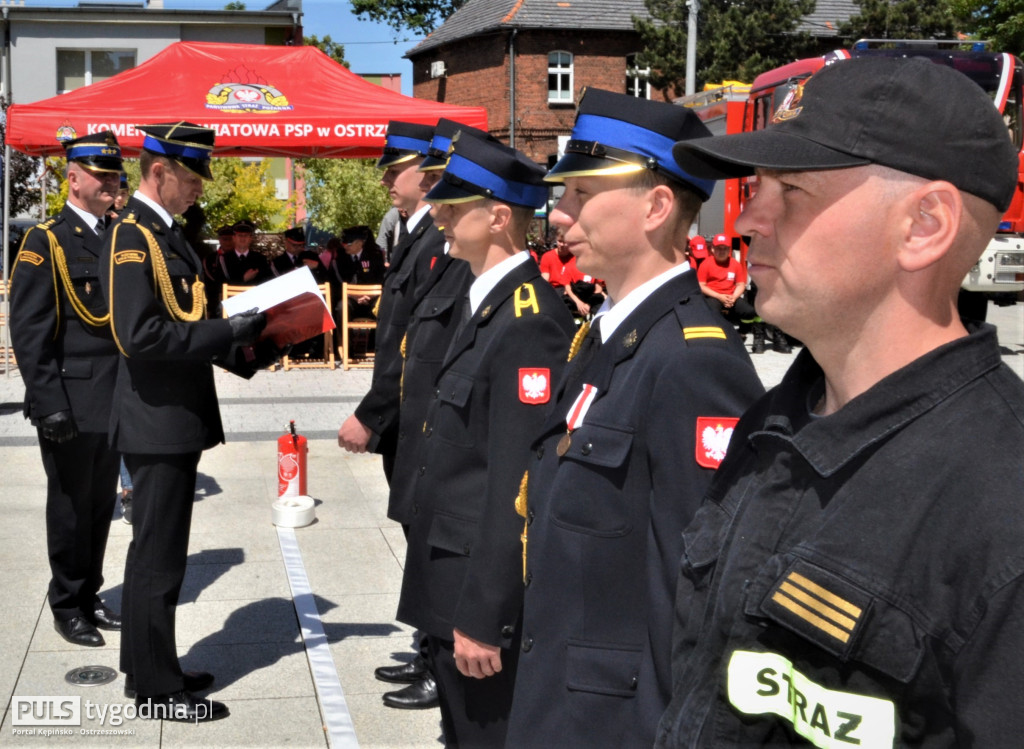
[32,0,426,95]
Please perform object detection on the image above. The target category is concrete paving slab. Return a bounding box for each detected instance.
[159,696,327,748]
[180,643,313,700]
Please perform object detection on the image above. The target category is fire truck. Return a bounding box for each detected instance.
[679,42,1024,318]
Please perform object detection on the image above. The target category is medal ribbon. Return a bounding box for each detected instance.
[566,383,598,431]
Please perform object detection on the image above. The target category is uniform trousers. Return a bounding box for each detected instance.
[40,431,119,620]
[119,451,201,697]
[428,634,520,748]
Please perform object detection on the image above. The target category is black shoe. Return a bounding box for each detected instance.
[121,490,133,525]
[54,616,104,647]
[91,601,121,631]
[125,671,214,700]
[136,690,228,723]
[374,658,429,684]
[382,676,439,710]
[771,329,793,354]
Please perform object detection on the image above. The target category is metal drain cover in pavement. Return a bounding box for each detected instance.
[65,665,118,687]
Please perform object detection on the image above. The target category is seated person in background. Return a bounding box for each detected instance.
[539,235,604,318]
[335,225,387,356]
[272,226,325,281]
[688,234,709,269]
[221,219,270,285]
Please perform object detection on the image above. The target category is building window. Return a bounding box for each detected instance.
[548,51,573,104]
[57,50,135,93]
[626,54,651,99]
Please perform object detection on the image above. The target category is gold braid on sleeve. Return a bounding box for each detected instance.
[134,222,205,322]
[47,229,110,328]
[566,320,590,362]
[399,331,408,400]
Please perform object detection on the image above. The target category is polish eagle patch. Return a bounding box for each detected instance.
[696,417,740,468]
[519,368,551,404]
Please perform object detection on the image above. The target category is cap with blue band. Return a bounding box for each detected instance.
[376,120,435,168]
[61,131,123,174]
[138,121,216,181]
[545,87,716,202]
[425,132,548,209]
[420,119,502,171]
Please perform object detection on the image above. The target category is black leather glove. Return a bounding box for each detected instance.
[228,309,267,347]
[39,410,78,444]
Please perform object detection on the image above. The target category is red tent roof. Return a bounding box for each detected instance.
[5,41,488,159]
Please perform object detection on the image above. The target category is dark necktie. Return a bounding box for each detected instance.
[397,220,410,248]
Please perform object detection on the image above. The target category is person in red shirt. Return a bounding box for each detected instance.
[688,234,709,270]
[540,236,605,317]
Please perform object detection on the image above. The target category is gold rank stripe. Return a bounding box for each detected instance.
[770,571,862,644]
[683,326,727,340]
[18,251,44,266]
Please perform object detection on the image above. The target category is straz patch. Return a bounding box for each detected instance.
[519,368,551,404]
[696,416,739,468]
[727,650,896,748]
[114,250,146,265]
[18,251,44,266]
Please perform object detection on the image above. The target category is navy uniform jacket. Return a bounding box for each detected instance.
[10,206,119,432]
[387,249,472,525]
[219,248,271,285]
[353,213,444,456]
[337,246,386,286]
[397,258,576,645]
[656,324,1024,748]
[102,197,236,455]
[507,270,764,748]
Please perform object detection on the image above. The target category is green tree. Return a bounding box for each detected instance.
[305,34,349,67]
[839,0,956,43]
[950,0,1024,56]
[301,158,391,235]
[200,158,292,233]
[350,0,463,35]
[224,2,247,9]
[635,0,818,98]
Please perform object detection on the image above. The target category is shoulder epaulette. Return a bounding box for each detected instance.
[683,325,728,342]
[37,216,59,230]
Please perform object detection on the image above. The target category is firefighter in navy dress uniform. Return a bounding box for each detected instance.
[395,134,576,746]
[505,89,765,748]
[101,122,268,723]
[10,131,125,648]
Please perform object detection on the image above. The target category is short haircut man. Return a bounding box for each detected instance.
[395,133,576,746]
[9,131,125,648]
[506,88,764,747]
[657,56,1024,746]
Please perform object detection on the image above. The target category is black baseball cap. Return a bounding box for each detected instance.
[672,56,1019,212]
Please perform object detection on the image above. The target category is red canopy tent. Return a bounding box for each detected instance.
[5,41,488,158]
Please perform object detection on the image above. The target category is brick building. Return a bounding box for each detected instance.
[406,0,658,166]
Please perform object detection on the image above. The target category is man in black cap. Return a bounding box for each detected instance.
[9,130,125,648]
[338,120,443,472]
[396,133,576,746]
[505,89,764,747]
[221,218,269,285]
[272,225,324,280]
[657,56,1024,746]
[102,121,268,723]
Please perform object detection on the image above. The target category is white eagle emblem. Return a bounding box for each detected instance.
[523,372,547,400]
[701,424,734,464]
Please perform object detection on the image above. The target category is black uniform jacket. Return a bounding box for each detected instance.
[219,248,271,285]
[353,213,444,455]
[9,205,119,433]
[101,198,235,455]
[387,249,472,525]
[397,258,576,646]
[507,270,764,749]
[337,246,386,286]
[656,324,1024,748]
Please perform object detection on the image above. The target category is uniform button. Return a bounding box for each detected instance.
[433,388,440,398]
[629,675,638,690]
[418,466,426,476]
[501,625,514,638]
[581,442,593,455]
[377,416,385,424]
[524,572,532,587]
[527,510,535,526]
[424,427,432,438]
[413,503,419,514]
[535,445,544,460]
[398,431,406,440]
[521,637,533,653]
[462,544,471,554]
[449,390,456,398]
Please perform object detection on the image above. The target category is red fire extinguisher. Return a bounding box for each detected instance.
[278,420,307,497]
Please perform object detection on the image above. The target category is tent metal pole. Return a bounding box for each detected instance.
[3,143,10,378]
